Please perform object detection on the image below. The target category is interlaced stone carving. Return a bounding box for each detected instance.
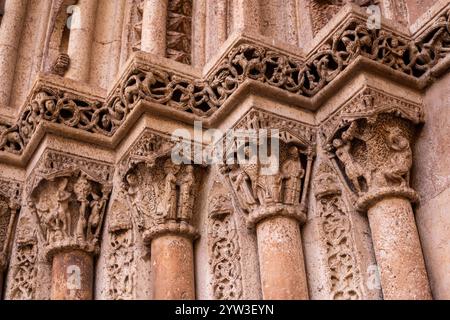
[0,10,449,155]
[321,89,424,211]
[166,0,192,65]
[107,190,135,300]
[309,1,379,35]
[7,212,38,300]
[314,162,362,300]
[27,151,113,259]
[208,182,243,300]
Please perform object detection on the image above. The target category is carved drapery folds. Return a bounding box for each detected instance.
[27,151,113,259]
[208,182,243,300]
[221,110,316,227]
[166,0,192,65]
[321,88,424,210]
[314,162,362,300]
[107,190,135,300]
[121,130,202,242]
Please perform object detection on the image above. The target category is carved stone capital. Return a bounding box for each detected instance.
[121,130,203,242]
[322,89,424,211]
[221,110,316,228]
[27,150,113,260]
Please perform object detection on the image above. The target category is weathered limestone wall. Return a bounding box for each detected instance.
[413,71,450,300]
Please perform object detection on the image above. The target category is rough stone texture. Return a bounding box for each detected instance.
[0,0,448,301]
[257,216,309,300]
[367,197,432,299]
[51,250,94,300]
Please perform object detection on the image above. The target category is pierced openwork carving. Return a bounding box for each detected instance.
[220,110,316,227]
[166,0,192,65]
[107,189,135,300]
[321,88,424,211]
[0,9,449,155]
[314,161,362,300]
[208,181,243,300]
[27,151,113,259]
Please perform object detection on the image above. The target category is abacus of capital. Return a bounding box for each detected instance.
[0,0,449,301]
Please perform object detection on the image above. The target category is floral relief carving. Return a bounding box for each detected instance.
[208,181,243,300]
[314,162,362,300]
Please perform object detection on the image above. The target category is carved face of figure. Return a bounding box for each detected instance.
[288,146,300,159]
[126,172,139,187]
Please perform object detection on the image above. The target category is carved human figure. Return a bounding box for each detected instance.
[87,192,104,240]
[163,159,180,220]
[281,146,305,205]
[179,165,195,222]
[333,138,368,193]
[228,163,257,212]
[74,174,92,242]
[55,178,72,239]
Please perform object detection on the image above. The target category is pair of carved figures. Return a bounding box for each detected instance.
[30,173,109,246]
[125,159,196,227]
[332,115,413,194]
[227,145,305,213]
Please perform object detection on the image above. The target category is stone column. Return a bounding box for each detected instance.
[0,253,5,299]
[66,0,98,82]
[50,249,94,300]
[145,222,198,299]
[141,0,168,55]
[359,194,432,299]
[328,107,432,300]
[0,0,29,107]
[256,215,309,299]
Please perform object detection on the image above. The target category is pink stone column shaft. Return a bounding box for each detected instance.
[367,197,432,299]
[50,250,94,300]
[0,0,29,106]
[256,216,309,300]
[66,0,98,82]
[151,234,196,299]
[141,0,168,55]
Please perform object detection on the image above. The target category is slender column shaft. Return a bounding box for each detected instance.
[0,0,29,106]
[233,0,260,34]
[367,197,432,299]
[0,269,3,299]
[66,0,98,82]
[256,216,309,300]
[151,234,195,300]
[205,0,227,61]
[50,250,94,300]
[141,0,168,55]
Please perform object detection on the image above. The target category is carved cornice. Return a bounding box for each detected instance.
[0,8,448,158]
